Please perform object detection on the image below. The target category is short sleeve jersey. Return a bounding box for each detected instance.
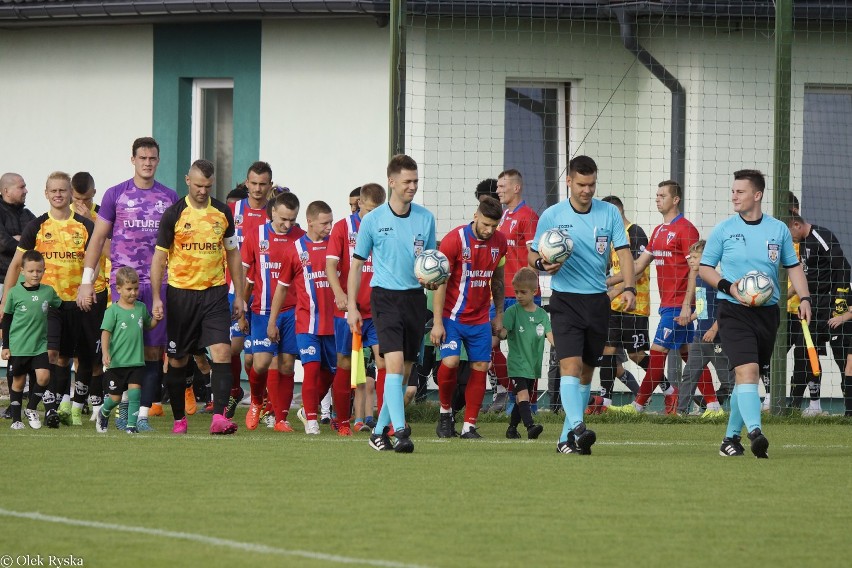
[532,199,628,294]
[701,214,799,306]
[503,303,551,379]
[98,179,179,285]
[18,212,94,301]
[353,202,436,291]
[643,215,700,308]
[241,223,306,315]
[498,202,539,297]
[278,235,335,335]
[439,224,508,324]
[155,197,237,290]
[227,198,268,292]
[609,223,651,316]
[327,213,373,319]
[3,283,61,355]
[101,301,151,368]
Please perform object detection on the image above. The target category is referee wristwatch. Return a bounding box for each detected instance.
[799,296,812,304]
[623,287,637,295]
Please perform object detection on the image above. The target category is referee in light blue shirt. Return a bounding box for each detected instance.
[530,155,636,455]
[347,154,436,454]
[699,169,811,459]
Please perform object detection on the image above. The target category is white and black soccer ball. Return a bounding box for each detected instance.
[414,249,450,286]
[537,228,574,264]
[735,270,774,307]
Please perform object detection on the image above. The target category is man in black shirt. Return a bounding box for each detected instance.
[0,173,36,418]
[787,214,850,415]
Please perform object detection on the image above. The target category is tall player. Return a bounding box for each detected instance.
[347,155,436,454]
[326,183,386,435]
[267,201,335,435]
[609,180,699,414]
[700,169,810,457]
[76,137,179,429]
[241,191,304,431]
[530,156,635,455]
[431,196,507,438]
[227,161,274,416]
[489,169,539,412]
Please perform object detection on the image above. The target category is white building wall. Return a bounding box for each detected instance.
[0,25,154,215]
[259,19,391,224]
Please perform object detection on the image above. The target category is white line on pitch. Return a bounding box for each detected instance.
[6,432,849,450]
[0,508,431,568]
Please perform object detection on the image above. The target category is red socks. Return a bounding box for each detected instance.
[302,362,320,421]
[635,349,667,406]
[491,347,511,389]
[248,368,267,406]
[698,368,718,403]
[230,354,242,389]
[464,369,487,425]
[375,368,387,414]
[332,367,352,425]
[437,363,458,410]
[273,372,295,422]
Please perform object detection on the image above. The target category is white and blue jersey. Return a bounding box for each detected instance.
[353,201,436,291]
[532,199,628,294]
[701,214,798,306]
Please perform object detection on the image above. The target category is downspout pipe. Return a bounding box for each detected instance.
[615,8,686,191]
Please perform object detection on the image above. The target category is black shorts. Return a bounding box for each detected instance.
[104,366,144,396]
[166,285,231,359]
[8,353,50,378]
[48,300,99,363]
[718,301,779,371]
[511,377,536,394]
[371,287,427,362]
[549,291,610,367]
[606,311,650,353]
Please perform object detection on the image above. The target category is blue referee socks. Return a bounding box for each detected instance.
[559,376,582,442]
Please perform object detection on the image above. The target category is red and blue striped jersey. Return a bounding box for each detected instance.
[440,223,507,324]
[327,213,374,319]
[227,198,267,293]
[278,235,335,335]
[241,223,305,315]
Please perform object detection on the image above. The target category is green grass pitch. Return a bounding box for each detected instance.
[1,409,849,567]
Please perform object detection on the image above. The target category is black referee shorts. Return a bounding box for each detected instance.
[166,285,231,359]
[717,301,779,371]
[549,291,610,367]
[371,287,427,362]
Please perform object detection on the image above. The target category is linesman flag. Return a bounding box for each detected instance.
[351,331,367,387]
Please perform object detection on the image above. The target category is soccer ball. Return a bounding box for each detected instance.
[537,228,574,264]
[735,270,774,307]
[414,249,450,286]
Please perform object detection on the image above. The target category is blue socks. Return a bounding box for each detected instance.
[375,373,405,435]
[579,383,591,417]
[737,383,762,434]
[559,376,582,442]
[725,386,743,438]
